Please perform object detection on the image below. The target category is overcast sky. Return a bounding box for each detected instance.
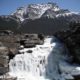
[0,0,80,15]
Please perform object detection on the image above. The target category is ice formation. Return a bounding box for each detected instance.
[9,37,80,80]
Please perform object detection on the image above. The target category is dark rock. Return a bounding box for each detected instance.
[27,50,33,53]
[38,34,44,40]
[0,30,14,36]
[24,34,38,39]
[19,34,44,48]
[8,50,15,60]
[54,21,80,63]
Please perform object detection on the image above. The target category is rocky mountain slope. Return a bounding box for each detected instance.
[0,2,80,34]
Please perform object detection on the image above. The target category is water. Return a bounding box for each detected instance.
[9,37,69,80]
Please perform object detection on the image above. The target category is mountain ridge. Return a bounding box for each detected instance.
[11,2,79,22]
[0,2,80,34]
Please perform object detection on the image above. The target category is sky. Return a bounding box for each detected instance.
[0,0,80,15]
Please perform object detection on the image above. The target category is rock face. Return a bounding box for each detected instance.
[54,21,80,63]
[0,41,18,75]
[18,34,44,48]
[0,43,9,75]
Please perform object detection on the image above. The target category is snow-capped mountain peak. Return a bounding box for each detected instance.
[11,2,80,22]
[11,3,60,21]
[0,2,80,34]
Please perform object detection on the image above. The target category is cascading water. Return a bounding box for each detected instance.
[8,37,72,80]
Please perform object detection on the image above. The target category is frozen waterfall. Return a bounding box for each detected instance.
[9,37,70,80]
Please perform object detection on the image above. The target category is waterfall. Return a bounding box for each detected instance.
[8,37,69,80]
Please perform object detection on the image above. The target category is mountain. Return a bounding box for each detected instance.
[0,15,20,33]
[0,2,80,34]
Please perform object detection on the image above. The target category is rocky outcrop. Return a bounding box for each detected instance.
[0,73,17,80]
[0,42,18,75]
[18,34,44,48]
[0,43,9,75]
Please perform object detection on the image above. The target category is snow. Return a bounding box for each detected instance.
[71,12,79,14]
[11,3,60,21]
[11,7,25,21]
[76,67,80,71]
[52,7,60,11]
[26,4,53,19]
[11,3,80,21]
[11,3,80,22]
[56,12,73,17]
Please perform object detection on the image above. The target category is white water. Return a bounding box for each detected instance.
[9,37,70,80]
